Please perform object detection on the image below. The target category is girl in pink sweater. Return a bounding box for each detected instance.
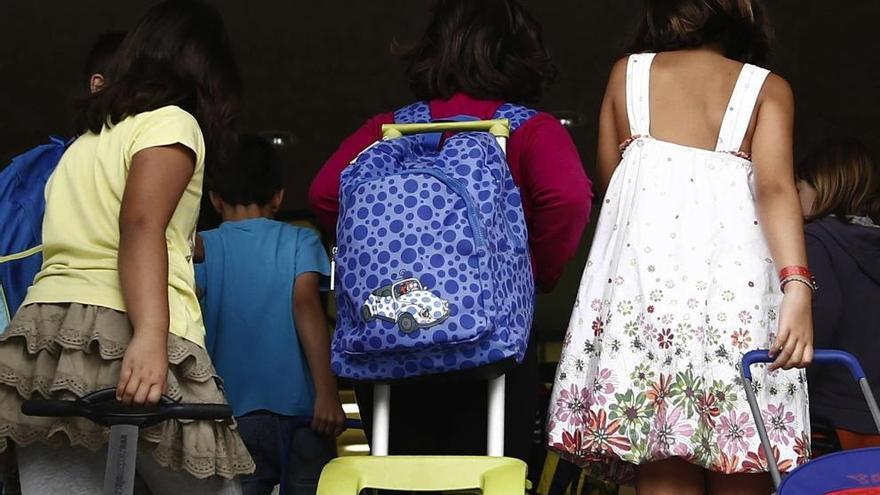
[309,0,593,465]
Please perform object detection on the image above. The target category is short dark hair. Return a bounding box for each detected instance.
[629,0,771,65]
[75,0,243,166]
[395,0,557,104]
[83,31,126,79]
[211,135,282,207]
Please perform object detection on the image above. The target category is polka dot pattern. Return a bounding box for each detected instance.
[331,102,538,380]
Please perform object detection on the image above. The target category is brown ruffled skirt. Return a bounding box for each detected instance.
[0,303,255,479]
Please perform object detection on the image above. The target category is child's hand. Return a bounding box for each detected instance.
[312,391,346,437]
[769,283,814,371]
[117,333,168,406]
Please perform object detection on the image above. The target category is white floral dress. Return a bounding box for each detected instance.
[546,53,810,483]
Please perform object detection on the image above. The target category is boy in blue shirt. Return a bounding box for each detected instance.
[195,135,345,495]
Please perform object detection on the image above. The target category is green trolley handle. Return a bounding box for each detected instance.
[381,119,510,139]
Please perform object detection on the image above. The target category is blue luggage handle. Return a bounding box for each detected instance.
[742,349,868,380]
[741,349,880,490]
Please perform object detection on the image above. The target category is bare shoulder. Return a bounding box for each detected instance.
[604,55,630,107]
[759,73,794,109]
[608,56,630,87]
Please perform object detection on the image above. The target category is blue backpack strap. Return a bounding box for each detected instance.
[393,101,431,124]
[493,103,538,133]
[0,137,70,315]
[393,101,446,150]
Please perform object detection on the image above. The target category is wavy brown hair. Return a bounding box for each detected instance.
[629,0,772,65]
[394,0,557,104]
[798,137,880,224]
[75,0,242,167]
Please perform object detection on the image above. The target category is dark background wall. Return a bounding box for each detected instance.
[2,1,878,337]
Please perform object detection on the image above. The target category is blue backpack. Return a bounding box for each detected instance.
[331,102,536,381]
[0,136,70,329]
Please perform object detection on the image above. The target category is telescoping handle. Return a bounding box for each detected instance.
[381,119,510,139]
[22,388,233,428]
[742,349,868,381]
[371,375,506,458]
[740,349,880,490]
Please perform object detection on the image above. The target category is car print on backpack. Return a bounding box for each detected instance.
[361,277,451,333]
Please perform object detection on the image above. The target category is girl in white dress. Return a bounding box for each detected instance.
[547,1,814,493]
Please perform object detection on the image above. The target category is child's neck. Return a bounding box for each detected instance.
[219,203,273,222]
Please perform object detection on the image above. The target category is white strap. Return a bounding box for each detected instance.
[715,64,771,153]
[626,53,656,136]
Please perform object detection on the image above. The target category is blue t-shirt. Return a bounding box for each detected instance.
[195,218,330,417]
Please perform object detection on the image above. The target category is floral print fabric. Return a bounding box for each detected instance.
[546,54,809,483]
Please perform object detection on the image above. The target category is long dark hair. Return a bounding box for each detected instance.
[395,0,557,104]
[629,0,772,65]
[75,0,242,165]
[798,137,880,224]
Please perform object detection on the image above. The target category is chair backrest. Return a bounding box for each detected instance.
[316,456,527,495]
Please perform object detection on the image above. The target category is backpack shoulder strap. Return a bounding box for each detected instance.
[493,103,538,133]
[0,245,43,264]
[626,52,656,137]
[394,101,432,124]
[715,64,771,153]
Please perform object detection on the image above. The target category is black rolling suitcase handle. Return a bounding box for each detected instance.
[22,388,234,495]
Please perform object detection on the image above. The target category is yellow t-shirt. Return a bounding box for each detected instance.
[25,105,207,346]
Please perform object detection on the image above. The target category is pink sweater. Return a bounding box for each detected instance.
[308,93,593,293]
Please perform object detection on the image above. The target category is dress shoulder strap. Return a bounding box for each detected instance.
[714,64,771,153]
[625,52,656,137]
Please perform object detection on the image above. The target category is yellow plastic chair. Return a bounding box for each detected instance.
[316,456,528,494]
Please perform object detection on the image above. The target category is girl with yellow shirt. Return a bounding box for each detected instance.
[0,1,254,493]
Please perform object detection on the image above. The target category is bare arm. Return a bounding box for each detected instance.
[596,58,628,193]
[751,75,813,370]
[294,272,345,436]
[117,144,195,406]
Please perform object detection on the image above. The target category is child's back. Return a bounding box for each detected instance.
[549,21,812,490]
[0,2,253,493]
[633,51,760,151]
[196,135,343,495]
[31,106,204,342]
[197,218,327,417]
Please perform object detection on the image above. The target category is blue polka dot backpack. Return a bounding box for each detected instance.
[331,102,537,384]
